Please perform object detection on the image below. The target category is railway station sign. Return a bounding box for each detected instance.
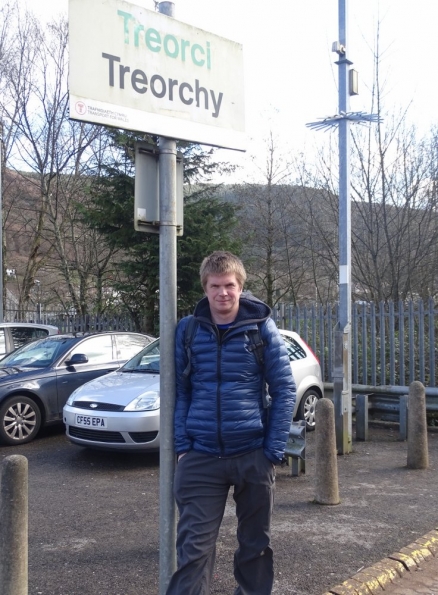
[69,0,245,150]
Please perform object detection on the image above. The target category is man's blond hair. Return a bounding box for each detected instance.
[200,251,247,289]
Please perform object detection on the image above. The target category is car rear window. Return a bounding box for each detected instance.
[114,333,151,361]
[282,335,307,361]
[10,327,49,349]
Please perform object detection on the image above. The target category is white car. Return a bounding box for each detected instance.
[63,329,323,452]
[0,322,59,359]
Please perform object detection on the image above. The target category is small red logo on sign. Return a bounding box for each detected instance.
[75,101,87,115]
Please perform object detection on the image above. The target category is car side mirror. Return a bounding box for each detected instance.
[65,353,89,366]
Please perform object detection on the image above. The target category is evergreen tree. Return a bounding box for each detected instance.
[81,129,241,334]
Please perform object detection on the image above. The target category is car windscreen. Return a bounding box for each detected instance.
[0,336,76,368]
[121,339,160,373]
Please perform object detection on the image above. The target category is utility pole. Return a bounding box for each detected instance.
[307,0,378,453]
[333,0,352,454]
[157,4,178,593]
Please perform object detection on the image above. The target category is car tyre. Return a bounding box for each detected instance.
[0,396,42,445]
[297,389,321,431]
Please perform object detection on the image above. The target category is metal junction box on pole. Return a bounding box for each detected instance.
[134,142,184,236]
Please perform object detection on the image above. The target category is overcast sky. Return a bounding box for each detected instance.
[18,0,438,179]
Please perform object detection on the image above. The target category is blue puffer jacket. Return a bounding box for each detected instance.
[174,293,296,464]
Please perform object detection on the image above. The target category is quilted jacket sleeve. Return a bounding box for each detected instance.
[173,317,193,454]
[262,318,296,463]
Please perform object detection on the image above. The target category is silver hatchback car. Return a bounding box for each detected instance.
[63,329,323,452]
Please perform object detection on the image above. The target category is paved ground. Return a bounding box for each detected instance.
[181,420,438,595]
[380,554,438,594]
[294,426,438,595]
[2,422,438,594]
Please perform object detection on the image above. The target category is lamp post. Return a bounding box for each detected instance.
[34,280,41,323]
[307,0,379,454]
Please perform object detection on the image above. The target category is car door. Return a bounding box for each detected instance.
[55,334,119,416]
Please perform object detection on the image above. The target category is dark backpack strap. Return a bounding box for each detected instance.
[247,325,265,368]
[182,315,198,380]
[248,324,271,409]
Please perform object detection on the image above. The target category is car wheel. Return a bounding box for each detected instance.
[297,389,321,431]
[0,396,42,445]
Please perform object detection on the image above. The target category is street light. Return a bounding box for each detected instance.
[34,280,41,323]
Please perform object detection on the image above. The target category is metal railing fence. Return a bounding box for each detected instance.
[5,298,438,388]
[3,310,139,334]
[272,298,438,388]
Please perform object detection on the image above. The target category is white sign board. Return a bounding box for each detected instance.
[69,0,245,150]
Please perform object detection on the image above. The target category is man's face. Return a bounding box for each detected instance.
[204,273,242,323]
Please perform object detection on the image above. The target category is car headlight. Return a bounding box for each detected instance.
[124,391,160,411]
[66,389,81,406]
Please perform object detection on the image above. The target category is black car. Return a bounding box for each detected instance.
[0,332,154,445]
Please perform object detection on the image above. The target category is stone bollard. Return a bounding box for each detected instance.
[314,398,340,505]
[0,455,28,595]
[407,381,429,469]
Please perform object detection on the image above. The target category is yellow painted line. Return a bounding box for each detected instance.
[323,530,438,594]
[388,551,418,570]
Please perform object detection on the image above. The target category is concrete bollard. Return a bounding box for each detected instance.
[0,455,28,595]
[407,381,429,469]
[314,398,340,505]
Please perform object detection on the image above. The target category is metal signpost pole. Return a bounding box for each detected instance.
[68,2,245,590]
[0,127,4,322]
[334,0,352,454]
[157,3,177,593]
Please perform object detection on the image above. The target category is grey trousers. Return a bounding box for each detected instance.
[165,448,275,595]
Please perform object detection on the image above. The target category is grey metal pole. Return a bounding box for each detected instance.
[0,455,28,595]
[334,0,352,453]
[0,126,4,322]
[157,4,177,593]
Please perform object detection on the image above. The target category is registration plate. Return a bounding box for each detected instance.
[75,414,108,429]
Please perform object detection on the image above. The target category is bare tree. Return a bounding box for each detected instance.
[233,132,310,306]
[348,25,438,303]
[1,8,119,316]
[293,23,438,305]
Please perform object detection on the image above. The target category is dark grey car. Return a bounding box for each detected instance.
[0,332,153,445]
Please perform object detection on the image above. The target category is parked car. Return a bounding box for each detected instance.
[0,322,59,359]
[0,331,154,445]
[63,329,323,452]
[279,329,324,428]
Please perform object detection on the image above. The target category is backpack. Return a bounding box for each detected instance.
[181,316,270,407]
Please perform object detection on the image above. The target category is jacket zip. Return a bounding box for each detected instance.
[216,339,224,455]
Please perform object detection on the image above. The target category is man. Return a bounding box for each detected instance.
[166,251,296,595]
